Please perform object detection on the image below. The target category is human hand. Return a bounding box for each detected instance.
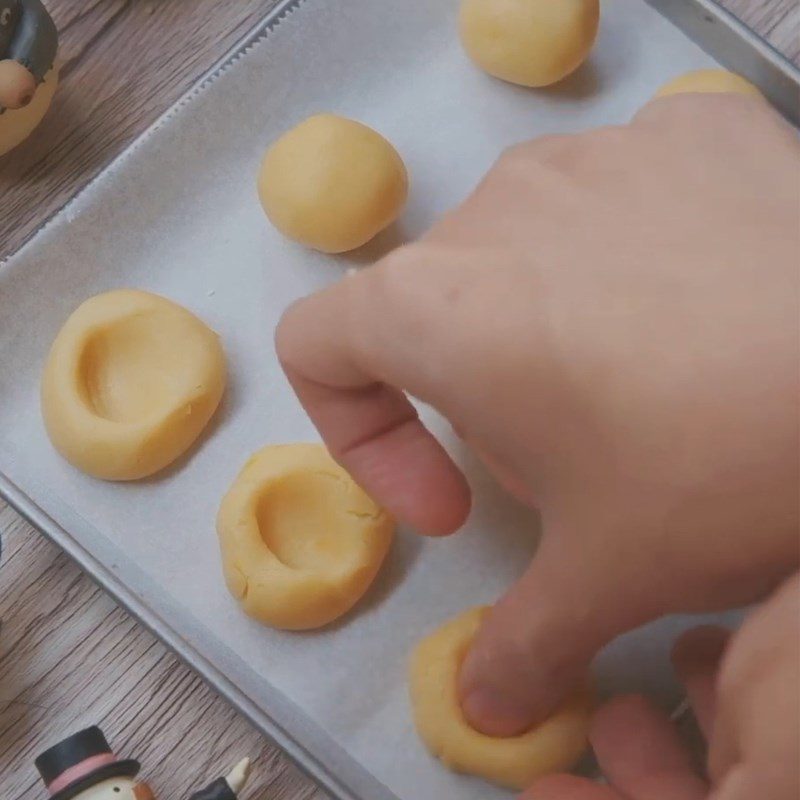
[275,94,800,733]
[522,573,800,800]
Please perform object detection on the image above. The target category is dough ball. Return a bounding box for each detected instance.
[655,69,762,99]
[41,290,226,480]
[459,0,600,88]
[0,66,59,157]
[409,607,593,790]
[257,114,408,253]
[217,443,395,630]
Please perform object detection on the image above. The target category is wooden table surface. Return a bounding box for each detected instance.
[1,2,798,798]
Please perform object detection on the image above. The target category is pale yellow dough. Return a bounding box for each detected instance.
[41,290,226,480]
[217,444,395,630]
[257,114,408,253]
[459,0,599,88]
[0,66,59,156]
[655,69,763,99]
[409,607,593,791]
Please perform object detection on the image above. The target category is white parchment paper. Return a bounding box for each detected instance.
[0,2,738,798]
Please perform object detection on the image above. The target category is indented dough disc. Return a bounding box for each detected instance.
[458,0,600,88]
[0,65,59,157]
[655,69,763,99]
[409,607,593,790]
[41,289,226,480]
[217,443,395,630]
[257,113,408,253]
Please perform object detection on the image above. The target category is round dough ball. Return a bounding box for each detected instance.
[257,114,408,253]
[459,0,600,88]
[409,607,593,790]
[0,66,59,157]
[41,290,226,480]
[655,69,762,99]
[217,443,395,630]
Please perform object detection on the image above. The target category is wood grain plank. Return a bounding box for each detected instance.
[0,0,284,259]
[724,0,800,62]
[0,504,327,799]
[0,2,796,799]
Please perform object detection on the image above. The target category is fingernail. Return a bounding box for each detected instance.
[462,688,535,738]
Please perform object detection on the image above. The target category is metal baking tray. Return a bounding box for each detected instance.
[1,2,797,799]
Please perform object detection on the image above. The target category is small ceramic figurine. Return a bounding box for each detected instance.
[35,726,252,800]
[0,0,57,109]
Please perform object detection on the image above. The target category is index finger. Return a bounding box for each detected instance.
[275,246,472,536]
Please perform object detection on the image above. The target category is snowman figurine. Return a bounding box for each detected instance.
[0,0,58,110]
[35,727,252,800]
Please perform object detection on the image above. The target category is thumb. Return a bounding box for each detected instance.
[458,533,658,736]
[520,775,623,799]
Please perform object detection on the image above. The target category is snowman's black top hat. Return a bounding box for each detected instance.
[35,726,140,800]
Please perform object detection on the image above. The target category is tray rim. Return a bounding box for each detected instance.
[2,4,369,799]
[0,0,306,269]
[2,2,798,799]
[2,0,798,269]
[645,0,800,123]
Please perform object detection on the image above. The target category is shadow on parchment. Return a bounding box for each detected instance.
[452,437,543,562]
[539,58,603,102]
[332,219,412,268]
[470,56,603,108]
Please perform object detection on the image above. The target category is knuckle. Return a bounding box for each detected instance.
[543,125,627,168]
[274,296,306,368]
[364,241,468,361]
[634,93,768,141]
[375,241,422,277]
[345,244,424,359]
[714,618,759,703]
[494,128,630,179]
[496,141,531,168]
[494,136,563,174]
[501,135,572,165]
[582,124,630,149]
[368,243,428,305]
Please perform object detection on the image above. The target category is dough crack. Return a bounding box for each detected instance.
[346,508,384,522]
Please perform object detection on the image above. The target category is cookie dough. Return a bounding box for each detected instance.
[257,114,408,253]
[655,69,762,99]
[0,64,57,156]
[409,607,593,791]
[41,289,226,480]
[217,443,395,630]
[459,0,600,88]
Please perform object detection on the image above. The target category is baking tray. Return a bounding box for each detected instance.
[1,2,797,798]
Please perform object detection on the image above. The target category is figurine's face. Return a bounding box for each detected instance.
[0,3,15,30]
[0,1,16,58]
[75,777,139,800]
